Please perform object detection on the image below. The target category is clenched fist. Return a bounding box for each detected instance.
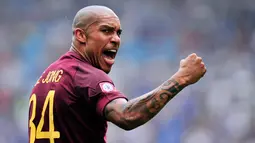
[172,53,206,86]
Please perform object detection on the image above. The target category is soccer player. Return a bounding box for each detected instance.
[28,5,206,143]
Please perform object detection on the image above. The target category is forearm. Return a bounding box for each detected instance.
[106,53,206,130]
[121,77,186,129]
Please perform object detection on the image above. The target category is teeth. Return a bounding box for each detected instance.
[108,50,116,53]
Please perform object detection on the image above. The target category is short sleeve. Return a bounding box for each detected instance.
[94,82,128,117]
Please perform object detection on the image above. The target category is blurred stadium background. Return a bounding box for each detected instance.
[1,0,255,142]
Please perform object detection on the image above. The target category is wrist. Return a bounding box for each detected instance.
[170,73,189,88]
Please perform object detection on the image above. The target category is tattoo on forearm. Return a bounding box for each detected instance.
[145,79,184,114]
[105,79,185,130]
[123,79,184,124]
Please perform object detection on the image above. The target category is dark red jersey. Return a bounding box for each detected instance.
[28,51,127,143]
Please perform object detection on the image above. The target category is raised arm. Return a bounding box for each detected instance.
[104,53,206,130]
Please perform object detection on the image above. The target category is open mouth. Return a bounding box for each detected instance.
[102,49,117,66]
[103,49,117,60]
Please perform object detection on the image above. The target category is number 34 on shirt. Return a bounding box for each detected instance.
[29,90,60,143]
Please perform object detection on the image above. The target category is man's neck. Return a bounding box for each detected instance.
[70,42,100,71]
[70,43,90,63]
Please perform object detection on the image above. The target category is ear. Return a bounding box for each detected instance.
[73,28,86,44]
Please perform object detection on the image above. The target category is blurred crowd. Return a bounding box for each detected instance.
[1,0,255,143]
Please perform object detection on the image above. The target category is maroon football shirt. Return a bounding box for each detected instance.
[28,51,127,143]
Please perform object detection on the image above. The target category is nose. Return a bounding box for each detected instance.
[110,33,120,47]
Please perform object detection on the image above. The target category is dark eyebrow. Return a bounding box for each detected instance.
[100,25,122,31]
[100,25,115,30]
